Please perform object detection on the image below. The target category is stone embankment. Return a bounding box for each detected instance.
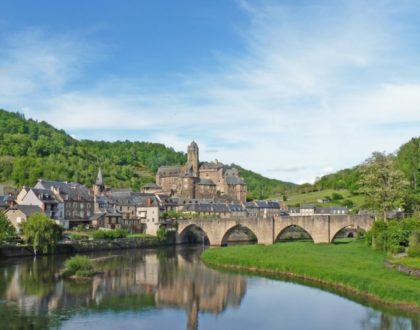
[384,260,420,278]
[0,237,165,258]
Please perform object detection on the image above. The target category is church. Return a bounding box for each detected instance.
[155,142,247,202]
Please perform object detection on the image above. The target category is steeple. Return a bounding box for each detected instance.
[96,168,104,186]
[94,168,105,196]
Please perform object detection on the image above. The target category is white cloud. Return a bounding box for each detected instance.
[1,2,420,184]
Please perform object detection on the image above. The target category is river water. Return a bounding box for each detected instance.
[0,246,418,330]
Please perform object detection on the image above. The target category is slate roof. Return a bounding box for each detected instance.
[225,176,245,185]
[245,201,258,208]
[35,180,93,201]
[200,162,224,170]
[183,203,229,213]
[8,205,42,217]
[228,204,246,212]
[157,165,184,177]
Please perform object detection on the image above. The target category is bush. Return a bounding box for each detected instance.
[64,255,94,277]
[367,219,415,253]
[408,230,420,257]
[92,229,129,240]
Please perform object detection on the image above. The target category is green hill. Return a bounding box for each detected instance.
[235,165,296,200]
[0,109,292,197]
[288,136,419,211]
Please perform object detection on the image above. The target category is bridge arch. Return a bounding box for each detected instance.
[221,224,259,246]
[178,224,210,245]
[275,224,314,242]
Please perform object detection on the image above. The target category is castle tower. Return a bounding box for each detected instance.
[187,141,199,177]
[93,168,105,196]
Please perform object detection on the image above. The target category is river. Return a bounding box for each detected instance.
[0,246,418,330]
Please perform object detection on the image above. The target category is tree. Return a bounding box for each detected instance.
[22,213,63,255]
[0,212,16,243]
[358,152,409,220]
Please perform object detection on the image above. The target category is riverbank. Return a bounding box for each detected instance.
[0,236,165,258]
[201,240,420,314]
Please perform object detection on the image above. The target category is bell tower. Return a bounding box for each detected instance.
[187,141,199,177]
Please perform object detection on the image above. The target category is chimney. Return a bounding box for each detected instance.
[147,198,153,207]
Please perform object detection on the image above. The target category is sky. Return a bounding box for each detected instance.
[1,0,420,184]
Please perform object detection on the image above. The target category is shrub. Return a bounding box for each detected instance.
[367,219,414,253]
[408,230,420,257]
[64,255,94,277]
[92,229,129,240]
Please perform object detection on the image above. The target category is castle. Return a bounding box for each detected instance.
[155,142,247,202]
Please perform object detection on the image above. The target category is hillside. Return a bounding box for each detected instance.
[235,165,296,200]
[0,109,292,197]
[288,137,419,211]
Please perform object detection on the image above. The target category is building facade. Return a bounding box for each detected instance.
[156,142,247,202]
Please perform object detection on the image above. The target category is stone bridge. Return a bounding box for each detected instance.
[176,215,374,246]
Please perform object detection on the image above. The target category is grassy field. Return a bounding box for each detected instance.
[284,189,366,208]
[202,240,420,311]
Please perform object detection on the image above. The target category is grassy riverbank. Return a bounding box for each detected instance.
[202,240,420,312]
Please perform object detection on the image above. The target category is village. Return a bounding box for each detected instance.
[0,142,349,237]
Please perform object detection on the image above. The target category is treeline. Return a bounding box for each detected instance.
[0,110,186,190]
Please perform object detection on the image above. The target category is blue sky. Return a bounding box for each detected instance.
[1,0,420,184]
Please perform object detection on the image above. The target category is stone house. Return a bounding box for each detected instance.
[16,187,60,220]
[91,208,122,229]
[299,204,315,216]
[245,200,282,218]
[5,205,42,233]
[34,180,94,229]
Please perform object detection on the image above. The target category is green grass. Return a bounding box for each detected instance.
[202,240,420,309]
[388,256,420,270]
[285,189,365,208]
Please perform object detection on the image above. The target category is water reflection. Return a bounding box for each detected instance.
[0,247,246,330]
[0,247,418,330]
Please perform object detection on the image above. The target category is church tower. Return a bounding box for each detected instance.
[187,141,199,177]
[93,168,105,196]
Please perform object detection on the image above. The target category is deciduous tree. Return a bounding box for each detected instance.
[22,213,63,255]
[359,152,409,220]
